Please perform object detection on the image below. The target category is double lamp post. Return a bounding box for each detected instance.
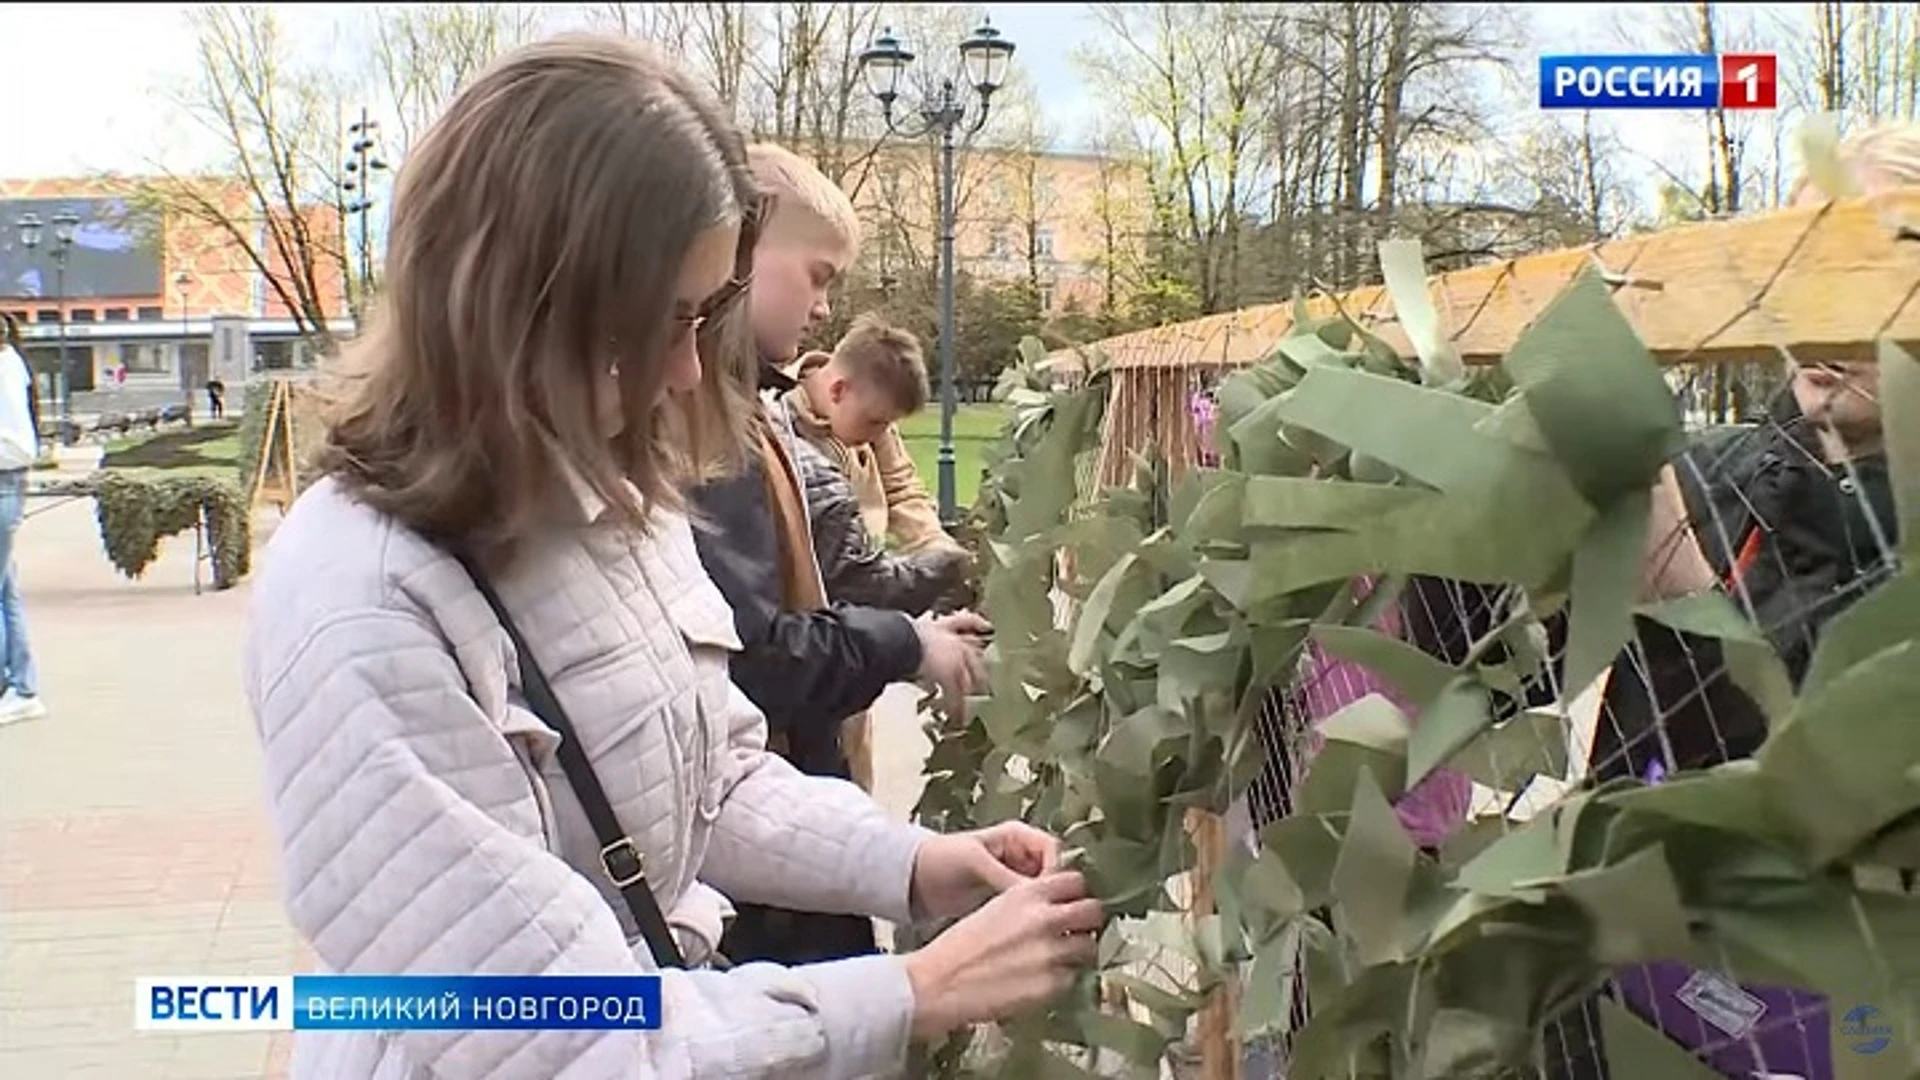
[341,108,390,300]
[857,17,1015,528]
[14,210,81,434]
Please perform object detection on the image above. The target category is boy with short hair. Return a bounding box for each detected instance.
[776,315,970,610]
[785,315,964,556]
[687,142,992,966]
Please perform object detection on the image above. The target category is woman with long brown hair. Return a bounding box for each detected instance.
[244,34,1101,1078]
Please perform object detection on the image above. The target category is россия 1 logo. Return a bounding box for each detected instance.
[1539,54,1776,110]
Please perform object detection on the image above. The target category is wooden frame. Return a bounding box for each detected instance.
[1065,191,1920,373]
[248,378,300,513]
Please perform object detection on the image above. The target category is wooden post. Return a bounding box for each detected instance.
[277,379,299,498]
[1189,807,1240,1080]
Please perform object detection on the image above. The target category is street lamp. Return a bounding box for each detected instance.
[174,270,193,338]
[342,108,389,309]
[14,214,44,441]
[174,270,194,412]
[859,17,1016,527]
[17,210,80,432]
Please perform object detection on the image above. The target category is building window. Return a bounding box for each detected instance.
[69,308,96,323]
[120,343,172,375]
[1035,226,1056,259]
[1038,284,1055,311]
[5,311,25,326]
[35,310,59,324]
[987,226,1012,259]
[257,340,298,370]
[104,308,130,322]
[136,306,164,321]
[178,341,211,382]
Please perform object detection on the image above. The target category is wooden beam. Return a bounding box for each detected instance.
[1072,191,1920,371]
[1188,809,1241,1080]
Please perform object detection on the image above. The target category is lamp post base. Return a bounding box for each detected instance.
[936,443,958,529]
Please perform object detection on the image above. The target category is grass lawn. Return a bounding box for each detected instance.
[98,422,244,479]
[897,403,1009,511]
[87,408,1018,507]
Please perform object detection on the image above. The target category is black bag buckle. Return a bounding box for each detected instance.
[600,837,646,888]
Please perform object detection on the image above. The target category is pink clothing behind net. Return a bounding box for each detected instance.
[1190,392,1468,846]
[1296,583,1473,848]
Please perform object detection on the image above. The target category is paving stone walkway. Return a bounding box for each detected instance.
[0,494,304,1079]
[0,491,931,1078]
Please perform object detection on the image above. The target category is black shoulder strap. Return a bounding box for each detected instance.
[453,553,688,970]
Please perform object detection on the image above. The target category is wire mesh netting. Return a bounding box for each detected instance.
[1077,275,1903,1077]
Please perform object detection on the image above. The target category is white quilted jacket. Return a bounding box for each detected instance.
[244,476,931,1079]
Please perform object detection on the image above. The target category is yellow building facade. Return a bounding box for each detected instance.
[837,143,1152,317]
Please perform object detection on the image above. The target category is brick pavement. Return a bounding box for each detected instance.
[0,488,936,1079]
[0,493,304,1079]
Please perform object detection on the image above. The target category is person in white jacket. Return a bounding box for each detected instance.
[0,314,45,726]
[243,34,1103,1080]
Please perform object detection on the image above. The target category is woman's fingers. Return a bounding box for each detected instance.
[1048,896,1107,935]
[915,871,1106,1032]
[978,822,1058,878]
[971,849,1028,895]
[1052,930,1101,968]
[1030,871,1090,903]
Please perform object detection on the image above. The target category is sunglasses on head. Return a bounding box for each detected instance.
[672,192,773,344]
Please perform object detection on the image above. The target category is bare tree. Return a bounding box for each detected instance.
[984,96,1063,307]
[1697,3,1743,213]
[1789,2,1920,124]
[1778,2,1920,125]
[370,4,544,160]
[1859,3,1920,119]
[1484,111,1639,250]
[726,2,887,188]
[1082,120,1153,320]
[685,3,756,114]
[1814,1,1848,113]
[131,5,350,350]
[1609,1,1764,215]
[590,3,756,116]
[1078,3,1286,313]
[1081,2,1517,310]
[586,3,686,46]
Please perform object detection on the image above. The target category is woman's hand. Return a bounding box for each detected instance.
[1640,465,1719,601]
[910,821,1060,920]
[904,871,1105,1040]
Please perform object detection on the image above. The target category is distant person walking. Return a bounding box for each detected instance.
[205,376,225,420]
[0,315,46,726]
